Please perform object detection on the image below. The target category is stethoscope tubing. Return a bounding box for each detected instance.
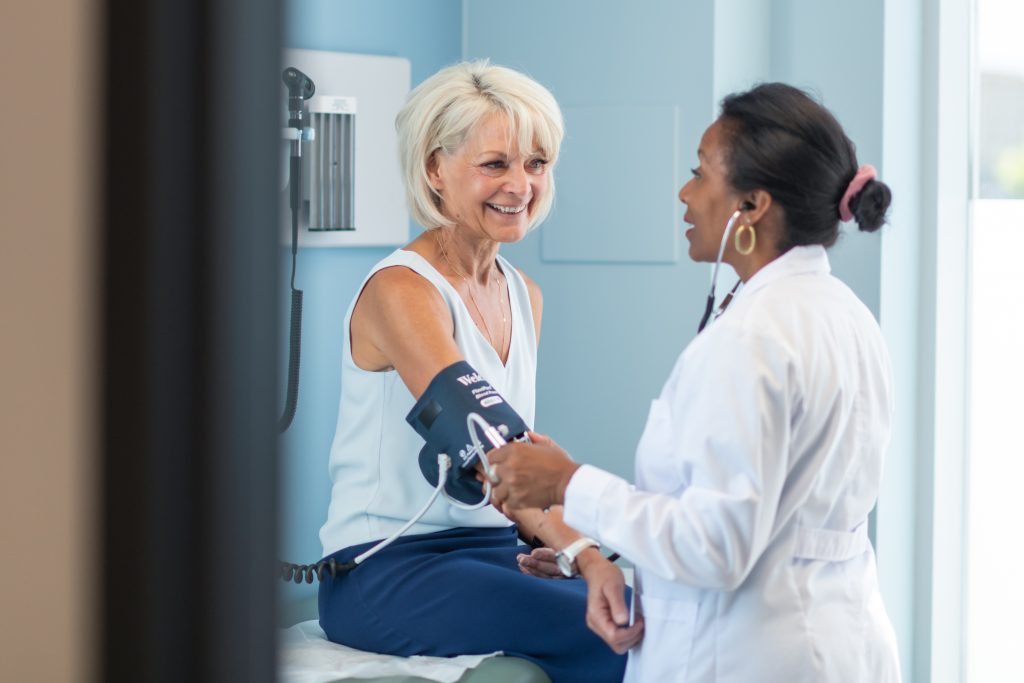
[699,209,743,333]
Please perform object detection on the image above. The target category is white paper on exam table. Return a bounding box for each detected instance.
[279,620,500,683]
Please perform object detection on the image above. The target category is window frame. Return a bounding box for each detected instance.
[915,0,973,681]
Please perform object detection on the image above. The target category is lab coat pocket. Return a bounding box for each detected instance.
[635,399,679,492]
[633,595,698,682]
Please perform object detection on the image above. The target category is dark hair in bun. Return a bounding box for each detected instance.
[718,83,892,250]
[847,179,891,233]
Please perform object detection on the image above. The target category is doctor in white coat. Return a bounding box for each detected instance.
[486,83,902,682]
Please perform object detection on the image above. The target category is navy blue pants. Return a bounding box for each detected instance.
[318,526,627,683]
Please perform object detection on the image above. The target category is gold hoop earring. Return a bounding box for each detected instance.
[735,224,756,255]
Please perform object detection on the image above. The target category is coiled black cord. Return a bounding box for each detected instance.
[280,558,357,584]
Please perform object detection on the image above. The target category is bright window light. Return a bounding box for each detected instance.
[966,2,1024,681]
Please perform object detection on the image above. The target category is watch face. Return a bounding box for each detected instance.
[556,553,574,577]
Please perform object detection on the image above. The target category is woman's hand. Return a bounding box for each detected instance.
[516,547,566,579]
[485,432,581,513]
[577,550,644,654]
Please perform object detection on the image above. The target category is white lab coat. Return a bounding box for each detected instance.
[563,246,901,682]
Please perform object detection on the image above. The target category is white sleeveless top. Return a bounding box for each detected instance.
[319,248,538,556]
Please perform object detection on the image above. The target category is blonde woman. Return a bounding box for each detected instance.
[316,61,627,683]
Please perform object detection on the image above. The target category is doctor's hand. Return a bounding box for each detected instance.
[484,432,581,513]
[578,550,644,654]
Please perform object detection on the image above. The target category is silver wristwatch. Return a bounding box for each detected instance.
[555,537,600,577]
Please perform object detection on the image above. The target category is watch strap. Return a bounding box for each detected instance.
[557,537,600,577]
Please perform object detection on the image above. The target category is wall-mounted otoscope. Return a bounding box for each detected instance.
[279,67,315,433]
[283,67,316,120]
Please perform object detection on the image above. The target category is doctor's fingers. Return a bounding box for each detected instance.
[586,607,644,654]
[482,440,519,466]
[491,470,552,511]
[486,454,536,510]
[586,576,639,647]
[488,474,527,511]
[585,583,624,634]
[614,617,645,652]
[602,579,630,626]
[488,480,508,513]
[525,430,554,446]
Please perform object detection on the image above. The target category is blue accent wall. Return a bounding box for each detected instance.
[769,0,885,317]
[279,0,462,605]
[465,0,720,487]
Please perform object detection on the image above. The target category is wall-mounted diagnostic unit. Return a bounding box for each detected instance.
[282,49,411,247]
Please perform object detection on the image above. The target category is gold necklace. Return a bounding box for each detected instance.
[435,230,508,356]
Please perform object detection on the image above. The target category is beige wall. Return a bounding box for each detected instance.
[0,1,98,681]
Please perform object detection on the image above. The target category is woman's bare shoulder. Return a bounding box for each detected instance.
[351,264,461,395]
[357,264,450,332]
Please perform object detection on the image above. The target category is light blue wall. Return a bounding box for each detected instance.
[769,0,885,316]
[279,0,463,605]
[463,0,890,481]
[465,0,719,483]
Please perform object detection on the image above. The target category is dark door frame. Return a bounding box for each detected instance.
[101,0,281,680]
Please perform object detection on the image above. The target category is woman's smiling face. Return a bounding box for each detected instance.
[429,112,551,244]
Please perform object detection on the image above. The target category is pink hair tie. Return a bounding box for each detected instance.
[838,164,877,222]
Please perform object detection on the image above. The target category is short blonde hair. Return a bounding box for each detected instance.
[396,60,564,231]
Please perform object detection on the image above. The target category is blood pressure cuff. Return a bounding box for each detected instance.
[406,360,529,504]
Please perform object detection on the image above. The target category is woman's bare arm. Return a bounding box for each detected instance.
[349,265,462,396]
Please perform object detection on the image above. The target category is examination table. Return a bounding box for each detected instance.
[279,594,552,683]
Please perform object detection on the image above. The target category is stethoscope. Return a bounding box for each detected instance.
[697,208,746,333]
